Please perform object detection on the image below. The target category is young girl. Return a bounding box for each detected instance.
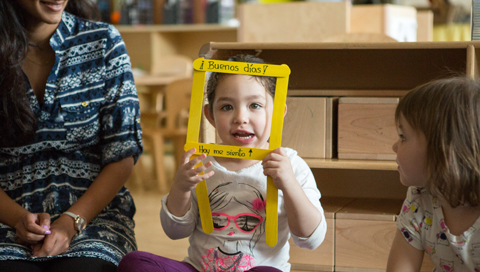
[387,76,480,271]
[118,54,327,271]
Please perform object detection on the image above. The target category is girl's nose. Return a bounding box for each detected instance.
[233,109,248,124]
[392,141,398,153]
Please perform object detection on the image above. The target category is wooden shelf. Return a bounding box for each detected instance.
[336,197,403,221]
[304,158,397,171]
[118,24,237,71]
[116,24,238,33]
[288,89,409,97]
[134,75,186,86]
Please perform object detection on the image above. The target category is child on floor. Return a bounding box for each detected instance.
[387,76,480,271]
[118,54,326,272]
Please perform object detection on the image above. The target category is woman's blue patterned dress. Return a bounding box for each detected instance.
[0,12,142,265]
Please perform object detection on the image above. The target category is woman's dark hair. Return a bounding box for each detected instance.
[65,0,101,21]
[205,54,276,114]
[0,0,99,148]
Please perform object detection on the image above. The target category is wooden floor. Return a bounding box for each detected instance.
[128,151,190,261]
[131,190,190,261]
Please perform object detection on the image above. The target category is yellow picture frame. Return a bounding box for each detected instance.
[185,58,290,247]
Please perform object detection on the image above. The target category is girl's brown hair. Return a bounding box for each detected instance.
[396,76,480,207]
[205,54,276,113]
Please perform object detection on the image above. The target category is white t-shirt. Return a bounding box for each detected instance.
[161,147,327,272]
[396,186,480,271]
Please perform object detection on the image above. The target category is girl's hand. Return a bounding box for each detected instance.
[172,148,214,193]
[262,148,296,191]
[15,212,51,245]
[32,214,77,257]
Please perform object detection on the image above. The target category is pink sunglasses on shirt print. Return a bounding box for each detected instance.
[212,213,264,233]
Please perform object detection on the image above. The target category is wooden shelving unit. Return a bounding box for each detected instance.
[199,41,478,271]
[116,24,237,33]
[133,75,185,86]
[304,158,397,171]
[289,89,409,97]
[118,24,237,73]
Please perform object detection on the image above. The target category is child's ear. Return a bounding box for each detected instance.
[284,104,287,117]
[204,104,216,128]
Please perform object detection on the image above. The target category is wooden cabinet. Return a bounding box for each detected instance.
[199,41,479,271]
[338,97,398,160]
[335,198,434,271]
[289,197,354,272]
[283,97,338,159]
[200,41,476,171]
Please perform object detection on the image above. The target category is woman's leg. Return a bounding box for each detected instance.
[0,260,44,272]
[45,257,117,272]
[118,251,198,272]
[247,266,283,272]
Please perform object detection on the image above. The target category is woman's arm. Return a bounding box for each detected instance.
[387,229,424,272]
[33,156,134,257]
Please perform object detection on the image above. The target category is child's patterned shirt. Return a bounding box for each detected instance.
[396,186,480,271]
[161,147,327,272]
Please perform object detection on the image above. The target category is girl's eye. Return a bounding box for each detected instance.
[250,103,261,109]
[399,134,406,141]
[220,105,233,111]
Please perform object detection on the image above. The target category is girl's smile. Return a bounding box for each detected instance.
[232,129,255,144]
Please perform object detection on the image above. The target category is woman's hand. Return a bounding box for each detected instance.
[32,214,77,257]
[262,148,296,191]
[15,212,51,245]
[172,148,214,193]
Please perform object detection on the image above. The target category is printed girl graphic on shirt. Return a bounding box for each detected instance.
[439,258,455,271]
[201,182,266,271]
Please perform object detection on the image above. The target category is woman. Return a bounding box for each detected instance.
[0,1,142,271]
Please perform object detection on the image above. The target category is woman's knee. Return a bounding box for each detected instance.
[46,257,116,272]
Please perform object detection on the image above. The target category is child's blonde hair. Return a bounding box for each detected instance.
[395,76,480,207]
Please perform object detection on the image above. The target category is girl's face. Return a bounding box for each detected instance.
[18,0,68,28]
[205,75,274,150]
[392,114,428,187]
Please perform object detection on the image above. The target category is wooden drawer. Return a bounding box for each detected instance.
[335,198,434,272]
[282,97,337,159]
[338,97,398,160]
[289,197,353,271]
